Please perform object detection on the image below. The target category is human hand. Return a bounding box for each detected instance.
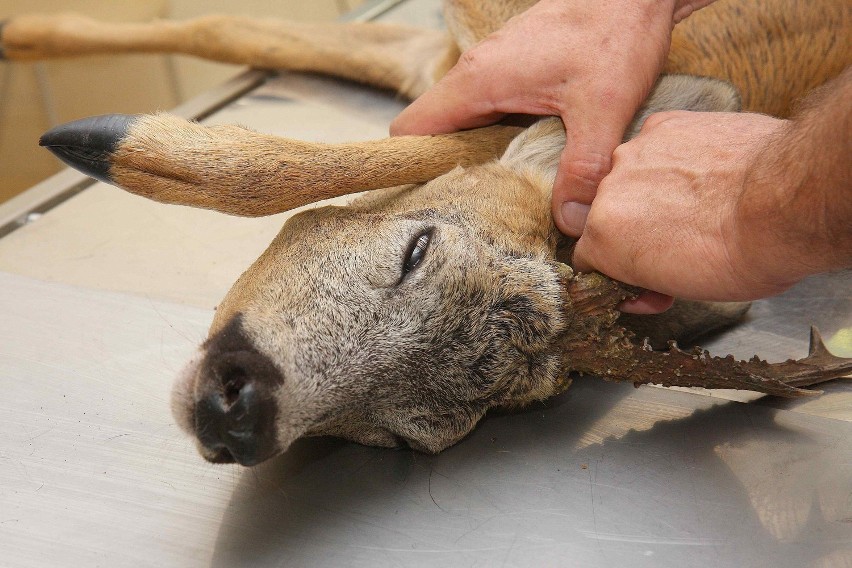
[571,110,802,302]
[391,0,713,236]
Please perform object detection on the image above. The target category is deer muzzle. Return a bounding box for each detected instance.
[188,316,285,465]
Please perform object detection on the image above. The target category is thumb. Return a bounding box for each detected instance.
[390,65,505,137]
[552,117,625,237]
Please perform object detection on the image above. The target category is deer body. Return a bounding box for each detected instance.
[4,0,850,465]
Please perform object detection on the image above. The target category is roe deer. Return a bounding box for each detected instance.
[3,0,849,465]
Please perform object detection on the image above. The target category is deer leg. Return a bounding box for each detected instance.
[39,113,521,216]
[0,13,455,98]
[442,0,537,50]
[558,268,852,398]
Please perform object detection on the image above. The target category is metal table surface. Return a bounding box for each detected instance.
[1,1,851,566]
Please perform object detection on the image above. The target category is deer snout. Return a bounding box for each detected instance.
[188,316,285,466]
[193,350,280,465]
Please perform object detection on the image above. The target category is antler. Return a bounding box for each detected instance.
[39,114,521,216]
[557,267,852,397]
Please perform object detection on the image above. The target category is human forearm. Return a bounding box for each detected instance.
[736,67,852,285]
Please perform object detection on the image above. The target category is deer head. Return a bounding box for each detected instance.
[41,76,852,466]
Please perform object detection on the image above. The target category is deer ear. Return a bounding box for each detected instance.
[499,117,565,189]
[624,75,741,140]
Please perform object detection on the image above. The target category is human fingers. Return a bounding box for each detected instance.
[389,52,507,136]
[619,291,675,314]
[572,223,674,314]
[552,110,632,237]
[572,232,674,314]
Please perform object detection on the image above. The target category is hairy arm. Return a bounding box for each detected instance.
[734,68,852,287]
[573,67,852,302]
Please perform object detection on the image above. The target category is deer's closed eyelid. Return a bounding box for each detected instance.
[399,228,435,283]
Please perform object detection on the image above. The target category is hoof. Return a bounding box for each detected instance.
[40,114,137,183]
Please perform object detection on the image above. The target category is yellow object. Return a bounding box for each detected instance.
[826,327,852,357]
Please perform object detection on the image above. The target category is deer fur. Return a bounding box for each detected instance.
[7,0,851,465]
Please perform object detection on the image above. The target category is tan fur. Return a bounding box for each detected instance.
[111,115,521,216]
[10,0,850,463]
[442,0,537,51]
[667,2,852,117]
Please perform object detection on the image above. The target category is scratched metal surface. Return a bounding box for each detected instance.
[2,271,851,568]
[2,0,852,566]
[698,272,852,419]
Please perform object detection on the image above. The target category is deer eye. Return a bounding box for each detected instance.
[402,229,433,277]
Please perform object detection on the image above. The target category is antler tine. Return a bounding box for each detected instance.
[781,326,852,387]
[557,268,852,398]
[40,114,522,217]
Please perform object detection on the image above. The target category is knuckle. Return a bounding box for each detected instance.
[456,47,487,74]
[580,214,603,244]
[610,142,632,165]
[564,152,611,187]
[580,205,615,249]
[640,112,666,131]
[641,110,683,132]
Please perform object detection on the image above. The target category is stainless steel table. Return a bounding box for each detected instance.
[1,1,850,566]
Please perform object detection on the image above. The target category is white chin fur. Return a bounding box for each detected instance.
[170,352,203,435]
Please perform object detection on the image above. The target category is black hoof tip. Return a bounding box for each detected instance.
[40,114,137,184]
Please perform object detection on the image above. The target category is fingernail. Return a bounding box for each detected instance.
[560,202,590,237]
[618,291,675,315]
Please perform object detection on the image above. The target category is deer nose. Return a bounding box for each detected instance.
[195,350,281,466]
